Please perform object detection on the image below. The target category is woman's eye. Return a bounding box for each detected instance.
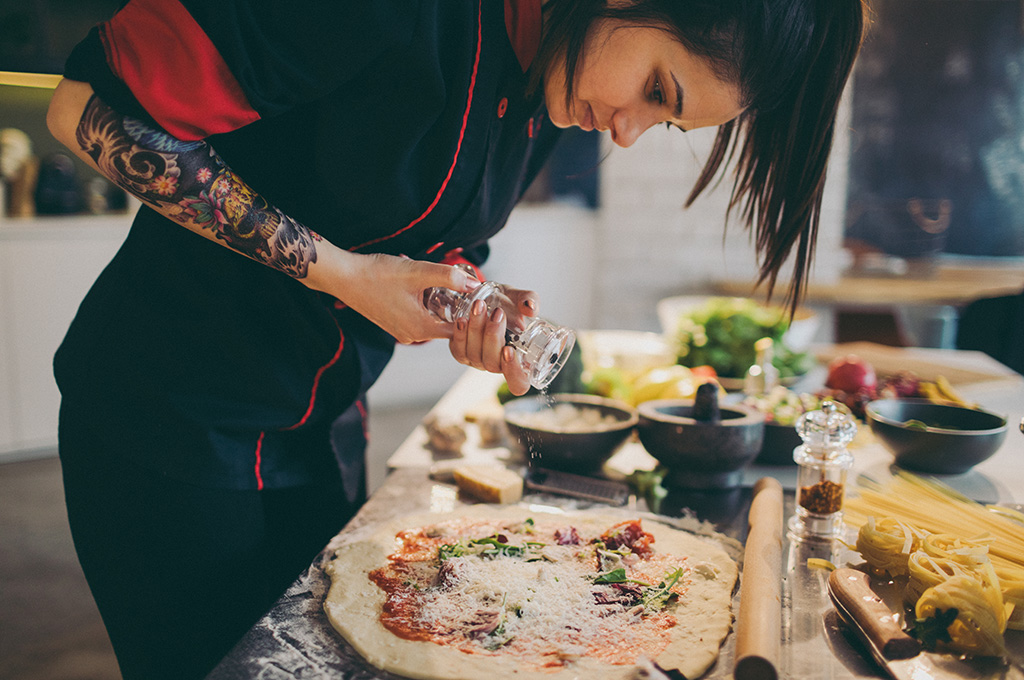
[652,77,665,105]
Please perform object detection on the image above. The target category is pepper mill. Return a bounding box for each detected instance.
[787,400,856,542]
[423,281,576,391]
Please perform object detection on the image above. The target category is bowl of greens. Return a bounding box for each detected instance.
[657,296,815,389]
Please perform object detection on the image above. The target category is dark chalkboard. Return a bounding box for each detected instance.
[845,0,1024,258]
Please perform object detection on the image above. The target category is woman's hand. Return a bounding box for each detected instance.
[448,285,538,397]
[323,252,538,396]
[322,252,481,344]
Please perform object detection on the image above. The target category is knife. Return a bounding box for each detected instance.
[827,567,1024,680]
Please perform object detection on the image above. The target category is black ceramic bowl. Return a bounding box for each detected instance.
[503,394,638,472]
[636,399,765,489]
[756,422,803,466]
[866,398,1008,474]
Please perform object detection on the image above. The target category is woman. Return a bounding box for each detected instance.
[47,1,864,678]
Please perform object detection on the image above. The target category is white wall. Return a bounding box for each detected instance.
[592,89,853,332]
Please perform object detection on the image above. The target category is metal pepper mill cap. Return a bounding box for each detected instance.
[788,400,857,543]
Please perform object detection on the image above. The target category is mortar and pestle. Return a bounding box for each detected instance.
[637,382,766,489]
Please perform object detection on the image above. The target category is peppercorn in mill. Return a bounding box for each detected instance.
[788,400,857,542]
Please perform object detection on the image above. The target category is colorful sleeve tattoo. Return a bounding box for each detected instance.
[74,95,320,279]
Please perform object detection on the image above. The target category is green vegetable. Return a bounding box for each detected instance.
[438,542,468,561]
[670,297,809,379]
[472,536,526,558]
[593,568,651,586]
[641,567,686,612]
[627,467,668,514]
[438,534,546,562]
[908,608,958,649]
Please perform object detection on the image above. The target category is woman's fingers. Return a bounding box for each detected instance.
[452,298,506,372]
[502,347,531,396]
[506,288,539,319]
[480,306,506,373]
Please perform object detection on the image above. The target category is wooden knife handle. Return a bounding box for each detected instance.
[734,477,784,680]
[828,568,922,660]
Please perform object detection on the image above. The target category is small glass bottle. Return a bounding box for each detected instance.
[788,400,856,542]
[744,336,780,396]
[423,281,576,390]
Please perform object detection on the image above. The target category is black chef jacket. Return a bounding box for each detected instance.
[54,0,561,489]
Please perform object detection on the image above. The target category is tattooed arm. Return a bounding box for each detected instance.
[47,78,533,394]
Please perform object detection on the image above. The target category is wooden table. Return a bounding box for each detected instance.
[714,264,1024,308]
[714,263,1024,349]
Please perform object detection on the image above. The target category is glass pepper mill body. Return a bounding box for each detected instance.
[423,281,576,391]
[788,400,857,542]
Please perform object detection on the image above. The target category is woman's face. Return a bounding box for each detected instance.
[543,20,744,148]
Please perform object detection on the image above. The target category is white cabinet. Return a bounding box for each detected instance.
[0,214,132,460]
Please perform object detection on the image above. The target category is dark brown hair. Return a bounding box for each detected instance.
[530,0,868,313]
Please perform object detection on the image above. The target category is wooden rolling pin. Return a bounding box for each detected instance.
[733,477,784,680]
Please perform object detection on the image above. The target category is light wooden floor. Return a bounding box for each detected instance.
[0,402,431,680]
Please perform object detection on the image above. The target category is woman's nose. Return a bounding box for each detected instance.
[609,110,654,148]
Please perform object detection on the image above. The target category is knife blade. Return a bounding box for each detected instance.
[827,567,1024,680]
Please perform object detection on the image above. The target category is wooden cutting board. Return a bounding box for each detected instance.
[815,342,1022,387]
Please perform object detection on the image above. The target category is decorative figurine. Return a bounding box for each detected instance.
[0,128,39,218]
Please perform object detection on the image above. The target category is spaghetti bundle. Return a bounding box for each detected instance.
[846,472,1024,575]
[847,472,1024,655]
[915,567,1008,657]
[855,517,923,577]
[905,542,988,604]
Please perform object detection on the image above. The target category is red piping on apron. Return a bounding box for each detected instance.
[349,0,483,252]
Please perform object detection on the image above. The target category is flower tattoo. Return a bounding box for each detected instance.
[75,96,318,278]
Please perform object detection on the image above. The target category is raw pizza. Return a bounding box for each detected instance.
[323,506,737,680]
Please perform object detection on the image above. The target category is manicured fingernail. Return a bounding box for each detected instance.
[491,308,504,323]
[502,346,515,362]
[524,299,537,311]
[456,318,468,331]
[472,300,485,316]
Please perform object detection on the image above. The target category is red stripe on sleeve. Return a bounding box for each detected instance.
[100,0,259,140]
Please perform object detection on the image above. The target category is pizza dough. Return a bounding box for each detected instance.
[324,505,737,680]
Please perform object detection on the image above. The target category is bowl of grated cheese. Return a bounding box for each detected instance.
[503,394,639,472]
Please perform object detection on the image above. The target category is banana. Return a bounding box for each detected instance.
[935,375,971,407]
[918,381,944,403]
[918,376,976,408]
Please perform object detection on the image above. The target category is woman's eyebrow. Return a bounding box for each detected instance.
[671,72,683,118]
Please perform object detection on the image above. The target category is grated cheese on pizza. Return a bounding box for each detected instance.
[367,517,700,670]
